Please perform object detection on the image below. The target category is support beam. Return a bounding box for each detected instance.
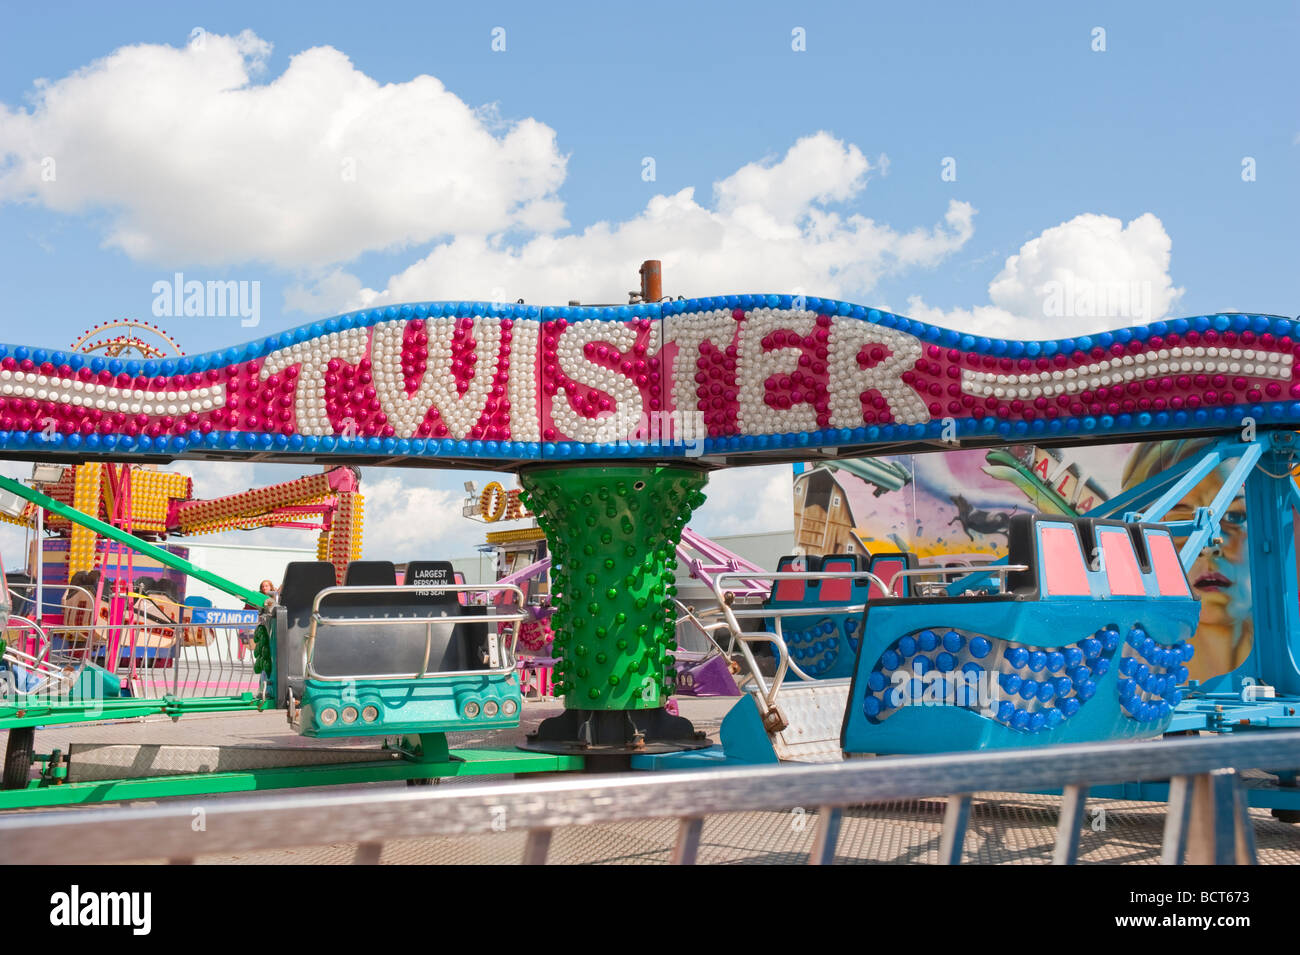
[518,464,712,756]
[1239,436,1300,695]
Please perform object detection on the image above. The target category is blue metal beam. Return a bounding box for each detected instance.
[1135,445,1225,524]
[1177,443,1261,568]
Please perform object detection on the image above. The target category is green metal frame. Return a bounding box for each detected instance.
[0,737,583,809]
[0,693,266,729]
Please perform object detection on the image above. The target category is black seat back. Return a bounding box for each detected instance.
[406,561,488,670]
[345,560,397,587]
[403,561,458,601]
[1005,513,1038,596]
[274,561,338,703]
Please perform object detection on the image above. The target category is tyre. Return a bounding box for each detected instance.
[2,727,35,790]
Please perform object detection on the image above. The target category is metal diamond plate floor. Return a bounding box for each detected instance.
[8,699,1300,864]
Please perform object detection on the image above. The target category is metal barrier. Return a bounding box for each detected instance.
[3,583,260,699]
[2,728,1292,865]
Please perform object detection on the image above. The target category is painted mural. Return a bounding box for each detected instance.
[793,440,1254,684]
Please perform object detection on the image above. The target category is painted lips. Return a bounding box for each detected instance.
[1194,572,1231,592]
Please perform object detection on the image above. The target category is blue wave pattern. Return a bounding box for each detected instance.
[1116,624,1194,722]
[861,623,1194,733]
[786,614,862,677]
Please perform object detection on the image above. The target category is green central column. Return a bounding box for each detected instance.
[517,463,712,756]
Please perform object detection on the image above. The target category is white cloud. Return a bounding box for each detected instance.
[0,31,567,268]
[0,34,973,310]
[164,462,501,559]
[357,472,479,558]
[908,212,1184,339]
[689,464,794,537]
[166,460,258,500]
[309,133,974,312]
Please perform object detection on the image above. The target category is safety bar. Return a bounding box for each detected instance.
[8,581,98,610]
[672,599,733,660]
[711,570,890,713]
[0,614,66,696]
[306,583,526,682]
[892,563,1030,596]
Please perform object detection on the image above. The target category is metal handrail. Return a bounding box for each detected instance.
[305,583,525,683]
[890,564,1028,584]
[0,614,68,695]
[892,563,1030,595]
[7,582,101,646]
[711,570,889,711]
[2,729,1293,865]
[672,599,734,660]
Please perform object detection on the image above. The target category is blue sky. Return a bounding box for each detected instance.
[0,1,1296,564]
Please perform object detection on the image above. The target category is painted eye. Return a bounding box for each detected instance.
[1222,511,1247,527]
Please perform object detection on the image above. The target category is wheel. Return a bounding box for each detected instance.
[2,727,35,790]
[406,777,435,787]
[1270,807,1300,823]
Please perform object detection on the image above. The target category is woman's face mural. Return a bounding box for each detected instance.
[1121,443,1252,683]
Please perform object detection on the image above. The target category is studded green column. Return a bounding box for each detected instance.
[519,464,708,712]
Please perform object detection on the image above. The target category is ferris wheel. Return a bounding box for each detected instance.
[69,320,184,359]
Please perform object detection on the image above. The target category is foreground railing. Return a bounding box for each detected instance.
[2,730,1296,865]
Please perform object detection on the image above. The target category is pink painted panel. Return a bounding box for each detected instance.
[1146,531,1192,597]
[1039,525,1091,596]
[1100,530,1146,596]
